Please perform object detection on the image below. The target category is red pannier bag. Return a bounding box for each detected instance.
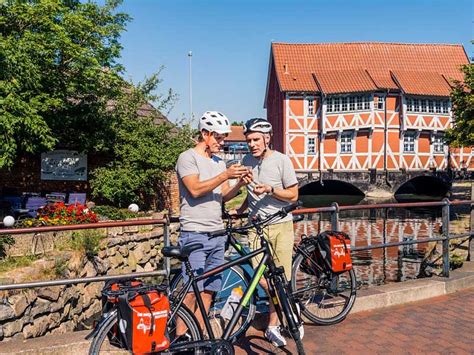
[101,279,145,349]
[117,288,170,354]
[316,231,353,273]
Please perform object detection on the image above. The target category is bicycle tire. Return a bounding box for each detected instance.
[170,265,256,342]
[291,252,357,325]
[88,304,202,354]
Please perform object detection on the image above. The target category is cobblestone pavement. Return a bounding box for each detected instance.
[235,287,474,354]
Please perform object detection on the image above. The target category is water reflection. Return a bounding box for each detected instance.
[296,190,471,287]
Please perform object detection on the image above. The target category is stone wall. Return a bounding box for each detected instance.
[0,223,179,342]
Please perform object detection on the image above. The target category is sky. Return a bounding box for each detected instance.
[112,0,473,125]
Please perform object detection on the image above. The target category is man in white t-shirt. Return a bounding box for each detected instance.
[234,118,300,347]
[175,111,251,337]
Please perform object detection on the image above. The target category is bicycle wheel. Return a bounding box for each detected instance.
[170,265,256,342]
[88,304,202,354]
[291,251,357,325]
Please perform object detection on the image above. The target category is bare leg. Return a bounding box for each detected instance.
[176,291,214,336]
[259,279,279,327]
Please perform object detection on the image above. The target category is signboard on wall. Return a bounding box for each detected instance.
[41,150,87,181]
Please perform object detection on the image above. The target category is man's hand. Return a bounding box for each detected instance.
[225,164,249,180]
[237,169,253,186]
[253,183,272,196]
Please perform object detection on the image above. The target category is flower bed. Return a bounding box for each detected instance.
[18,202,98,227]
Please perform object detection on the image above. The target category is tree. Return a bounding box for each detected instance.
[0,0,130,168]
[445,62,474,147]
[90,74,194,208]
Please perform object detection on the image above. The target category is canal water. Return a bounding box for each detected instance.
[296,182,472,287]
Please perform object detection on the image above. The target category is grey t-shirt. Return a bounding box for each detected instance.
[242,151,298,224]
[176,148,226,232]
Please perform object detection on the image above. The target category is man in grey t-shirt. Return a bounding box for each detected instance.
[175,111,251,337]
[235,118,300,347]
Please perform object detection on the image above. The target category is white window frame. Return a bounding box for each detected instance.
[340,131,353,154]
[433,133,444,154]
[375,95,385,110]
[403,131,416,153]
[307,136,317,155]
[306,97,314,116]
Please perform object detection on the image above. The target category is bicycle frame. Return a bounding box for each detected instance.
[171,225,295,343]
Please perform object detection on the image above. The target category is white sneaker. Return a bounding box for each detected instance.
[295,303,304,340]
[265,326,287,347]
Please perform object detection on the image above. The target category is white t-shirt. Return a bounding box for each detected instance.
[242,151,298,224]
[175,148,226,232]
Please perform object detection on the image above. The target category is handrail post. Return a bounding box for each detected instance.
[331,202,339,231]
[441,198,450,277]
[163,214,171,276]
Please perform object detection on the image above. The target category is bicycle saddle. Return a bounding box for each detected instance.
[162,243,203,260]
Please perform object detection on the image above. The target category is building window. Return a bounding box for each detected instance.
[406,97,451,114]
[341,97,348,111]
[340,131,353,153]
[403,131,416,153]
[441,100,449,114]
[376,95,385,110]
[307,136,316,155]
[428,100,434,113]
[349,96,356,111]
[433,134,444,153]
[307,98,314,115]
[326,95,371,113]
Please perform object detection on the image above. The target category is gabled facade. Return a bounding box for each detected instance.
[265,42,472,172]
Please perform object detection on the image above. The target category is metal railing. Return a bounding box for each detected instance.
[0,218,172,291]
[293,198,474,278]
[0,199,472,291]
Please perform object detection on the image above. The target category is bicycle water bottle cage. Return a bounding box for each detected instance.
[162,244,203,261]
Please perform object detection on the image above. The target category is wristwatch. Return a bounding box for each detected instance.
[268,186,274,196]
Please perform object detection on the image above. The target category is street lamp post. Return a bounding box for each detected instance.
[188,51,193,124]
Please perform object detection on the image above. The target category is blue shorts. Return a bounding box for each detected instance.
[179,231,226,292]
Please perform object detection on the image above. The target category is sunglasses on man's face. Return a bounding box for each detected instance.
[213,133,228,141]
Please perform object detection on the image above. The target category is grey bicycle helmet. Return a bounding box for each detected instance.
[243,118,273,134]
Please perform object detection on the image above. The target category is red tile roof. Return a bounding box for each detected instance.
[270,42,469,96]
[390,70,452,96]
[313,69,378,94]
[226,126,246,142]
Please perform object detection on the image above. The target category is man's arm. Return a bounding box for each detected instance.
[181,164,248,199]
[253,183,298,203]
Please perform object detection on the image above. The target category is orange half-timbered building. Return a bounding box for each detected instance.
[265,42,472,175]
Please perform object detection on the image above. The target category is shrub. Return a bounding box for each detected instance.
[92,205,138,220]
[37,202,98,225]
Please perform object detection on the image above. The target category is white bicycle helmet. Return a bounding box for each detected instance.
[243,118,273,134]
[199,111,232,134]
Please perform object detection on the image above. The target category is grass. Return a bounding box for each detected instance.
[0,255,39,273]
[225,188,247,210]
[57,230,105,259]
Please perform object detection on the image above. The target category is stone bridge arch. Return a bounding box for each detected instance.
[297,170,452,197]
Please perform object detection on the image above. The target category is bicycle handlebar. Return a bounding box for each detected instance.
[209,201,302,238]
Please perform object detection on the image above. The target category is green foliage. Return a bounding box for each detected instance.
[445,61,474,147]
[92,205,138,220]
[231,121,244,126]
[62,230,103,259]
[0,0,130,168]
[90,74,194,208]
[0,255,38,273]
[0,235,15,258]
[53,255,69,278]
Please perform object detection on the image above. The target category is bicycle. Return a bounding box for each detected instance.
[168,203,305,354]
[171,208,357,328]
